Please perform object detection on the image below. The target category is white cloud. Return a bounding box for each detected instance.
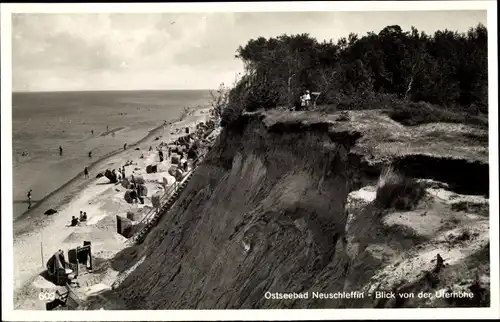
[12,11,486,91]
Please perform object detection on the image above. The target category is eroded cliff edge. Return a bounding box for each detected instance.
[92,109,489,309]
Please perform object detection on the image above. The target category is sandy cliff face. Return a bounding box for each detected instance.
[99,109,489,309]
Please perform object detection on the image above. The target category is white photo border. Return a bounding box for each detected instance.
[1,1,498,320]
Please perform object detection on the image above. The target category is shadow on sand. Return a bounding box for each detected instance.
[13,199,42,204]
[83,242,148,310]
[95,181,115,186]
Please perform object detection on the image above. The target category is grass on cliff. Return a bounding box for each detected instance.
[386,101,488,128]
[375,167,426,211]
[321,93,488,129]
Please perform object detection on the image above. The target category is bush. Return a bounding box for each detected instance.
[375,167,426,210]
[221,104,245,128]
[315,91,403,112]
[242,86,280,112]
[220,80,248,127]
[387,101,488,128]
[209,83,230,121]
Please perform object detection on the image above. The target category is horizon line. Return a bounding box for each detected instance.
[12,88,216,94]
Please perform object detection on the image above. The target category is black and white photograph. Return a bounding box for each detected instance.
[1,1,498,320]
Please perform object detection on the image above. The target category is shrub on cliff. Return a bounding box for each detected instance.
[220,79,248,127]
[209,83,230,121]
[387,101,488,128]
[375,167,426,210]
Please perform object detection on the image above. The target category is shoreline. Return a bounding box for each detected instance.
[13,105,217,309]
[13,106,201,237]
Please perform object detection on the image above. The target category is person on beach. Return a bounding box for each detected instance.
[84,167,89,178]
[88,151,92,158]
[149,146,153,151]
[106,125,109,132]
[59,145,63,156]
[27,189,32,209]
[70,216,79,227]
[124,143,127,150]
[91,130,94,135]
[80,211,83,219]
[137,187,144,205]
[80,212,87,222]
[122,166,126,177]
[130,187,138,205]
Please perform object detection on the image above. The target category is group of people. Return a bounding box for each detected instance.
[300,90,311,108]
[25,118,217,228]
[58,144,93,159]
[90,125,110,136]
[57,145,92,180]
[130,182,146,205]
[70,211,88,227]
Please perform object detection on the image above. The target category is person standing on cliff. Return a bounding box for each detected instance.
[59,145,63,156]
[299,93,306,109]
[304,90,311,107]
[84,167,89,178]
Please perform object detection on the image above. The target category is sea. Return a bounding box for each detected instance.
[11,90,211,220]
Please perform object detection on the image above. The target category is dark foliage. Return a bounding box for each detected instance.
[222,24,488,126]
[386,101,489,127]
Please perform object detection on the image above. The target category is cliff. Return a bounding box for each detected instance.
[87,109,489,309]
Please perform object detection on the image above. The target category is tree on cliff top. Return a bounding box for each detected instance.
[220,23,488,126]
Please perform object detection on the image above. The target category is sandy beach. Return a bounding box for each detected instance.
[13,106,219,310]
[12,90,211,221]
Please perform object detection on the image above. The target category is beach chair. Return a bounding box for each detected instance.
[68,242,93,276]
[45,284,81,310]
[46,250,79,286]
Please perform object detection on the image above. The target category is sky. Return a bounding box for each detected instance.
[12,10,487,92]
